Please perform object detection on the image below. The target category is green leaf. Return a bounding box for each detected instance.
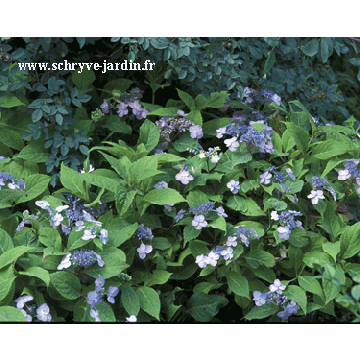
[288,245,303,274]
[60,163,88,200]
[241,198,265,216]
[320,38,331,63]
[0,246,29,270]
[0,95,25,108]
[115,186,137,216]
[96,301,116,322]
[302,252,335,268]
[67,227,88,252]
[18,267,50,286]
[208,216,227,233]
[50,271,81,300]
[226,272,250,299]
[302,39,319,57]
[0,128,24,150]
[84,253,129,280]
[183,225,201,248]
[107,219,138,247]
[244,303,278,320]
[298,276,325,301]
[245,250,275,268]
[0,266,16,301]
[130,156,164,182]
[322,241,340,262]
[137,119,160,152]
[176,88,195,109]
[137,286,161,320]
[283,285,307,314]
[15,174,50,204]
[264,49,276,74]
[284,122,309,155]
[17,142,49,163]
[0,229,14,255]
[340,222,360,259]
[121,284,140,316]
[0,306,26,322]
[145,270,172,287]
[144,188,187,205]
[227,196,247,212]
[188,293,228,322]
[72,67,96,89]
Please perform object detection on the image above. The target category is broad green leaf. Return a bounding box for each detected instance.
[145,270,172,287]
[0,229,14,255]
[137,286,161,320]
[121,284,140,316]
[0,306,26,322]
[0,246,29,270]
[60,163,88,200]
[15,174,50,204]
[298,276,325,301]
[18,267,50,287]
[130,156,164,182]
[50,272,81,300]
[0,95,25,108]
[97,301,116,322]
[302,252,335,268]
[144,188,187,205]
[245,250,275,268]
[226,272,250,299]
[137,119,160,152]
[283,285,307,314]
[188,293,228,322]
[322,241,340,262]
[340,222,360,259]
[244,303,278,320]
[208,216,227,233]
[72,67,96,89]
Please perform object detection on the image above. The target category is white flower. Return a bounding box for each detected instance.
[307,190,325,204]
[337,169,351,181]
[226,236,238,247]
[271,211,279,221]
[55,205,69,213]
[126,315,137,322]
[206,251,220,267]
[35,200,50,209]
[220,247,233,260]
[137,243,153,260]
[57,252,72,270]
[277,226,291,240]
[195,254,208,268]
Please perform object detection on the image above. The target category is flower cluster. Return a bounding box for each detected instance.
[189,202,228,230]
[87,275,119,322]
[227,180,240,194]
[189,202,215,216]
[237,87,281,107]
[253,279,300,320]
[260,166,298,203]
[271,210,304,240]
[310,175,336,202]
[216,120,274,155]
[135,224,154,260]
[0,171,25,191]
[155,110,195,143]
[15,295,51,322]
[337,159,360,194]
[187,144,223,164]
[57,250,105,270]
[195,225,259,268]
[100,87,150,120]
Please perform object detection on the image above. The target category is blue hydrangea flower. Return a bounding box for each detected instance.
[216,206,228,218]
[164,204,174,212]
[271,94,281,106]
[206,251,220,267]
[195,254,208,268]
[36,303,52,322]
[216,127,227,138]
[224,136,240,152]
[285,168,296,181]
[135,224,154,241]
[277,226,291,240]
[87,291,103,309]
[337,169,351,181]
[260,171,272,184]
[95,275,105,291]
[192,215,208,230]
[19,309,32,322]
[175,209,186,223]
[137,243,153,260]
[107,286,119,304]
[175,169,194,185]
[227,180,240,194]
[15,295,33,309]
[226,236,238,247]
[277,300,299,320]
[189,125,203,139]
[189,202,214,216]
[220,247,233,260]
[253,291,267,306]
[35,200,50,209]
[90,308,101,322]
[154,181,168,189]
[269,279,286,294]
